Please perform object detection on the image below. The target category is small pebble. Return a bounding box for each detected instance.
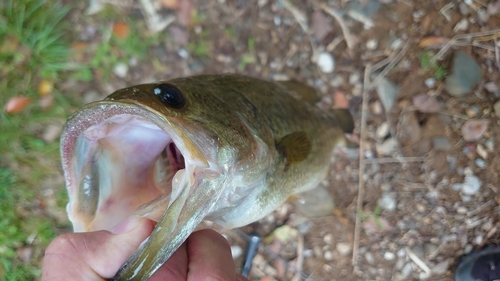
[401,263,413,277]
[464,244,473,254]
[457,206,468,214]
[445,51,482,97]
[349,73,360,84]
[494,100,500,117]
[474,235,483,245]
[379,193,397,211]
[397,248,406,258]
[376,122,390,138]
[365,252,375,264]
[366,39,378,50]
[376,138,398,156]
[324,233,334,245]
[274,16,282,26]
[424,77,437,88]
[336,242,352,256]
[375,76,399,111]
[454,18,469,31]
[485,139,494,150]
[475,158,486,168]
[371,101,383,115]
[177,48,189,59]
[112,63,128,78]
[324,250,334,261]
[390,38,403,50]
[476,144,488,159]
[384,252,396,261]
[317,52,335,73]
[477,8,489,23]
[461,175,481,195]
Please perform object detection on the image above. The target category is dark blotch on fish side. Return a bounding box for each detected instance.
[153,83,186,109]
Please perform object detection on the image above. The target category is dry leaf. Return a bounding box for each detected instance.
[39,80,53,96]
[412,93,441,113]
[5,96,31,114]
[461,119,489,142]
[311,10,331,42]
[334,90,349,109]
[177,0,193,27]
[158,0,179,9]
[419,36,450,48]
[113,22,129,39]
[39,94,55,110]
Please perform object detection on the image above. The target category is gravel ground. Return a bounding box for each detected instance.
[62,0,500,280]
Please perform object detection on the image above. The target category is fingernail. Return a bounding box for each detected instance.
[110,217,141,234]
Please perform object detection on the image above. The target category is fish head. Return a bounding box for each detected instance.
[61,81,228,233]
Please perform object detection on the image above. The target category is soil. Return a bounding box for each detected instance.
[58,0,500,280]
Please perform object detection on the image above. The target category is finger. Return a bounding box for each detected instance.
[42,217,155,281]
[186,229,239,281]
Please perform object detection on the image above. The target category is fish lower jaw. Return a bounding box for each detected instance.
[67,114,206,232]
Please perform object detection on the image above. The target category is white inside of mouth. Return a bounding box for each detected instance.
[71,114,188,232]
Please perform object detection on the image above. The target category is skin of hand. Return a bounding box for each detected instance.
[42,217,249,281]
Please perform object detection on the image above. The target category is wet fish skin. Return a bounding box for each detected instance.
[60,74,353,280]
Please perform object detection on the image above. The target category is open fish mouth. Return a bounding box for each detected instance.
[61,103,208,233]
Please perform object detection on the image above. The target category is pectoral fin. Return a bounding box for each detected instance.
[276,132,311,170]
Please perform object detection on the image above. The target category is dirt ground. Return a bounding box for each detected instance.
[59,0,500,280]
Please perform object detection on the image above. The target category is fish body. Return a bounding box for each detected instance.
[60,74,353,280]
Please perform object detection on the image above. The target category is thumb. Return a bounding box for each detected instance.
[42,217,155,281]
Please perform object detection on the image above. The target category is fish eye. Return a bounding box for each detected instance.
[153,83,185,109]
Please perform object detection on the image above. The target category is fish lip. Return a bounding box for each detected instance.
[61,100,210,232]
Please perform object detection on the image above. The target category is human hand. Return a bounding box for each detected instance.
[42,217,248,281]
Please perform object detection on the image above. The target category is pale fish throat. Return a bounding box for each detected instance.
[68,114,196,232]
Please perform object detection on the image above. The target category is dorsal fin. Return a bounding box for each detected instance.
[277,80,321,104]
[330,108,355,134]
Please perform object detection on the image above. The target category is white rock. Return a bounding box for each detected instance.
[376,122,390,138]
[112,63,128,78]
[336,242,352,256]
[384,251,396,261]
[424,77,436,88]
[379,193,397,211]
[376,138,398,156]
[454,18,469,31]
[461,175,481,195]
[324,250,334,261]
[317,52,335,73]
[366,39,378,50]
[401,263,413,277]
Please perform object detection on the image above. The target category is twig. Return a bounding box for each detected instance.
[291,234,305,281]
[467,200,495,217]
[352,63,371,274]
[432,29,500,63]
[406,247,431,278]
[279,0,318,61]
[139,0,175,33]
[317,3,356,50]
[364,157,425,164]
[495,37,500,70]
[370,39,411,88]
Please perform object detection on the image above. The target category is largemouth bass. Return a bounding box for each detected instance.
[60,74,354,280]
